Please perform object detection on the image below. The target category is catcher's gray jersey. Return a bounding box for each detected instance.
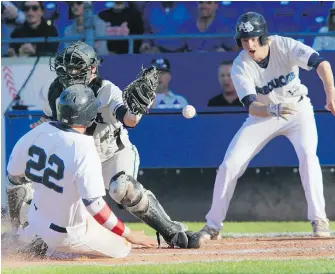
[40,79,132,162]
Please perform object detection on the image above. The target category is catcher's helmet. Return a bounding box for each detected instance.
[235,12,268,47]
[50,41,101,87]
[57,84,100,127]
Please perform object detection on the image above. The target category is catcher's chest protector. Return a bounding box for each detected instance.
[48,77,65,120]
[48,77,103,119]
[48,77,104,121]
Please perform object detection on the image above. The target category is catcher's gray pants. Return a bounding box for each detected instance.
[101,144,140,190]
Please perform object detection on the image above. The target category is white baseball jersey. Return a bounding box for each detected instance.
[231,35,318,105]
[204,36,327,231]
[40,79,132,162]
[7,122,106,228]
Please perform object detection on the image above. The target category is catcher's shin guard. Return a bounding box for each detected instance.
[6,176,33,230]
[131,191,189,248]
[109,172,188,248]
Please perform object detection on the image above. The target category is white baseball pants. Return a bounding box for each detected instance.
[205,97,327,230]
[18,213,131,258]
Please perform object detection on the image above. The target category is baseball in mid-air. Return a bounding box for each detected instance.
[182,105,196,119]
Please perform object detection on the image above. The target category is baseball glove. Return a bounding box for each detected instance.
[122,66,159,115]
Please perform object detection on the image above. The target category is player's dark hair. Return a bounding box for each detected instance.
[220,60,233,66]
[22,1,44,11]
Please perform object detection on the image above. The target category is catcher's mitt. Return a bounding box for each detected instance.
[123,66,159,115]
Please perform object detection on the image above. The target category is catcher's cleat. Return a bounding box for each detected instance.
[185,231,206,249]
[169,230,189,249]
[199,225,221,240]
[156,224,190,249]
[312,219,330,237]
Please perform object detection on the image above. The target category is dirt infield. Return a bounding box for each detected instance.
[3,236,335,268]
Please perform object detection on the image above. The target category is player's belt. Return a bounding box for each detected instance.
[49,223,67,233]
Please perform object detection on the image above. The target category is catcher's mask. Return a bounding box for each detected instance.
[50,41,101,87]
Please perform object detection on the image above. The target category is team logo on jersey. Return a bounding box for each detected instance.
[255,72,295,95]
[239,21,254,32]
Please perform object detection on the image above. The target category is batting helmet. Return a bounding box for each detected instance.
[57,84,100,127]
[50,41,101,87]
[235,12,268,47]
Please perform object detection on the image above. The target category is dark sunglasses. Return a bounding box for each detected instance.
[70,1,84,6]
[23,5,40,12]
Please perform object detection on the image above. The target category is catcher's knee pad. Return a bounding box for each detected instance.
[109,171,148,212]
[6,176,34,229]
[109,172,189,248]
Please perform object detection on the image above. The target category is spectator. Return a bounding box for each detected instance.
[140,2,193,53]
[312,7,335,51]
[208,61,243,107]
[133,1,147,14]
[150,58,188,109]
[1,1,25,56]
[98,2,144,54]
[8,1,59,57]
[64,1,108,55]
[180,1,236,52]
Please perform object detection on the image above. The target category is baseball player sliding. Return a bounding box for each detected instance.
[6,41,200,256]
[6,85,156,258]
[193,12,334,245]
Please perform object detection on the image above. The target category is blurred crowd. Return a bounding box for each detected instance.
[2,1,335,57]
[150,57,243,109]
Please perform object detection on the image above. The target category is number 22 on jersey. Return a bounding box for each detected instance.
[25,145,65,193]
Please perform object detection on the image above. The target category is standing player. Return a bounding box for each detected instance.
[6,84,156,258]
[7,41,198,250]
[195,12,334,243]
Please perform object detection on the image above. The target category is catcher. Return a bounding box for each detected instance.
[6,41,201,255]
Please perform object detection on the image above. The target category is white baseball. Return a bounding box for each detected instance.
[182,105,196,119]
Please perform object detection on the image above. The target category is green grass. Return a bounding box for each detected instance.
[3,222,334,274]
[127,221,335,236]
[4,221,333,235]
[2,259,335,274]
